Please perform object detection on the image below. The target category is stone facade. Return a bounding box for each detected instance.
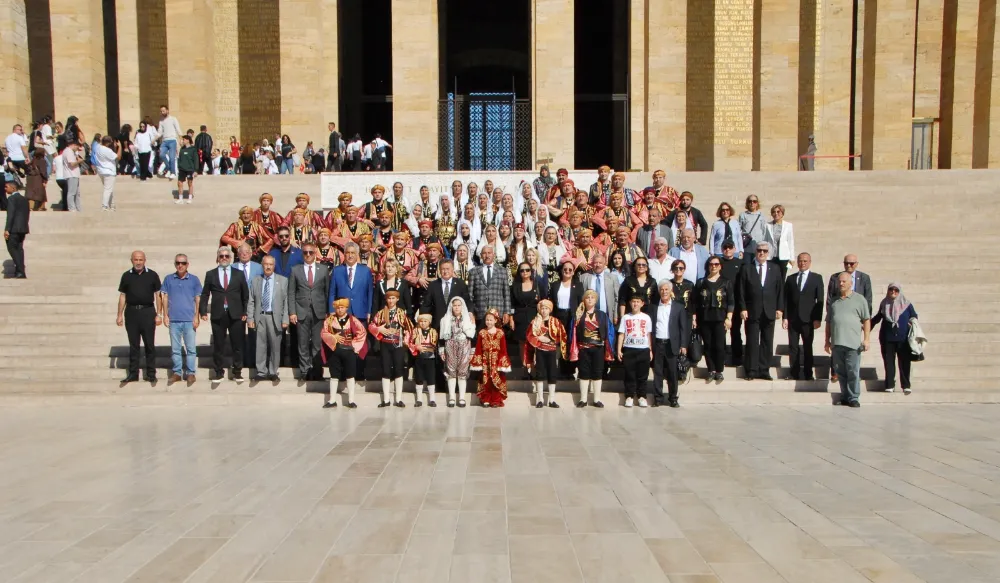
[5,0,1000,172]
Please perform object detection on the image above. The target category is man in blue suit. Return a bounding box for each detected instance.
[330,241,373,379]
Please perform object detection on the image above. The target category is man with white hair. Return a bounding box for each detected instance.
[200,246,250,384]
[647,237,673,283]
[668,229,711,284]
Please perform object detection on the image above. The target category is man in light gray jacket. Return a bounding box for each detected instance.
[247,255,289,381]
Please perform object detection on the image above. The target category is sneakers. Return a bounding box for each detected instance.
[638,397,649,408]
[185,197,192,204]
[174,199,183,205]
[624,397,634,408]
[903,387,912,395]
[885,386,895,393]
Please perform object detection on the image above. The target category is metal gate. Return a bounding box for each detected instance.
[439,93,532,171]
[910,118,936,169]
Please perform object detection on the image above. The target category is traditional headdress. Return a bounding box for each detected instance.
[556,168,569,176]
[317,227,332,238]
[393,230,410,241]
[425,242,444,255]
[371,184,386,194]
[385,290,400,299]
[346,205,360,214]
[238,205,253,217]
[611,171,626,181]
[357,233,373,242]
[258,193,273,202]
[577,228,593,238]
[377,209,394,221]
[338,192,352,203]
[292,208,308,217]
[680,191,694,200]
[295,193,310,204]
[418,219,434,229]
[537,299,554,311]
[597,165,611,173]
[653,169,666,177]
[485,307,502,321]
[416,313,433,324]
[333,298,351,309]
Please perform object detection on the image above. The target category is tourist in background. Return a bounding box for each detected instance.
[825,272,871,407]
[117,124,135,176]
[134,121,155,181]
[763,204,794,279]
[229,136,240,169]
[25,150,47,211]
[4,124,28,176]
[280,134,296,174]
[4,178,29,278]
[694,257,734,382]
[239,144,256,175]
[94,135,121,211]
[176,135,198,203]
[53,141,67,209]
[157,105,182,178]
[739,195,765,260]
[710,202,744,257]
[871,283,917,394]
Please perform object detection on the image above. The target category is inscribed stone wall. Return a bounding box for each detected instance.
[0,0,31,134]
[213,0,240,144]
[714,0,755,170]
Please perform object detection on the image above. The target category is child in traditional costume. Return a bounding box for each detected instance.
[408,313,439,407]
[524,299,568,408]
[439,297,476,407]
[569,289,616,408]
[369,290,413,407]
[320,298,367,409]
[470,308,512,407]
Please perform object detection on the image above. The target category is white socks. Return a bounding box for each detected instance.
[345,378,356,403]
[547,384,557,404]
[579,380,590,403]
[447,377,457,401]
[457,379,467,401]
[592,380,602,403]
[394,377,404,403]
[381,379,392,404]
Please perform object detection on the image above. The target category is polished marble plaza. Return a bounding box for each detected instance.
[1,404,999,582]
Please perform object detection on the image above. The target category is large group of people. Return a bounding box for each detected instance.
[108,166,923,409]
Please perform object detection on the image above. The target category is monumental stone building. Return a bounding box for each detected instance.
[2,0,999,172]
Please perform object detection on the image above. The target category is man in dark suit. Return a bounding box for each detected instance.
[3,177,29,278]
[651,281,691,407]
[665,191,709,246]
[736,242,784,380]
[420,258,471,325]
[719,241,743,365]
[826,253,872,382]
[200,246,250,383]
[467,246,511,328]
[330,242,374,379]
[782,252,824,380]
[288,242,331,381]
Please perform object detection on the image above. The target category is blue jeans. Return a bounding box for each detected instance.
[159,139,178,174]
[832,345,862,403]
[169,321,197,376]
[280,158,295,174]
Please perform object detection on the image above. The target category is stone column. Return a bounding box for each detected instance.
[629,0,646,170]
[213,0,240,146]
[814,1,854,170]
[49,0,106,132]
[949,2,980,169]
[0,0,31,132]
[166,0,214,132]
[115,0,140,126]
[646,0,685,171]
[990,5,1000,168]
[758,0,799,170]
[870,0,917,169]
[279,0,337,154]
[533,0,574,169]
[392,0,439,171]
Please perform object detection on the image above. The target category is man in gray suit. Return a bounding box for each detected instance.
[826,253,872,382]
[288,242,331,382]
[247,255,289,381]
[634,207,671,259]
[580,252,620,326]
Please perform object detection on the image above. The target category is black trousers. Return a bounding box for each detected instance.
[652,340,679,404]
[124,305,156,378]
[729,313,743,365]
[328,346,357,380]
[700,320,727,373]
[552,308,575,377]
[787,319,816,377]
[532,349,559,384]
[882,340,911,389]
[327,153,342,172]
[56,179,68,209]
[119,152,135,175]
[137,152,152,180]
[622,347,651,399]
[5,233,26,275]
[577,345,605,380]
[296,314,324,378]
[744,317,775,376]
[413,356,435,384]
[381,344,407,380]
[211,313,245,374]
[198,151,213,174]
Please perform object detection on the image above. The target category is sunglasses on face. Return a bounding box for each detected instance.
[519,268,533,273]
[635,263,648,268]
[672,267,685,271]
[303,251,315,255]
[278,234,290,238]
[708,263,721,267]
[844,261,857,266]
[888,288,899,293]
[175,261,188,265]
[757,249,769,254]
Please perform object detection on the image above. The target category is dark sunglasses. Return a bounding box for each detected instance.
[749,199,759,203]
[635,263,648,268]
[218,255,231,259]
[519,268,533,273]
[757,249,769,254]
[278,234,290,238]
[175,261,188,265]
[672,266,685,271]
[303,250,315,255]
[844,261,857,266]
[708,262,721,267]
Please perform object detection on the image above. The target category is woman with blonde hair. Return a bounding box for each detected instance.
[763,203,794,279]
[570,289,613,408]
[525,299,568,408]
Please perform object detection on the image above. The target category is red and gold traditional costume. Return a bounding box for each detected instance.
[320,311,368,358]
[406,325,438,357]
[523,311,568,372]
[381,238,421,285]
[645,169,680,210]
[221,206,273,255]
[592,203,633,234]
[252,193,284,242]
[288,209,316,247]
[284,193,325,230]
[314,229,343,266]
[357,235,381,272]
[324,192,354,229]
[331,206,372,248]
[544,169,571,205]
[361,185,408,231]
[469,311,512,407]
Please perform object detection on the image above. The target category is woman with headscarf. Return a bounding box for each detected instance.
[871,283,918,394]
[453,243,475,285]
[525,299,568,408]
[533,165,556,201]
[475,224,507,264]
[514,180,537,218]
[453,218,481,254]
[439,296,476,407]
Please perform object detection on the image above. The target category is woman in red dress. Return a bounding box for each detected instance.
[470,309,512,407]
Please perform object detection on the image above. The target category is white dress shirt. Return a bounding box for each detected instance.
[679,249,697,284]
[755,260,768,287]
[795,269,810,291]
[648,255,672,284]
[655,303,673,340]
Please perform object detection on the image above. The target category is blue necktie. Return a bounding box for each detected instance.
[595,274,604,312]
[263,277,272,312]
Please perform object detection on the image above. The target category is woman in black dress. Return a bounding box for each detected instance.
[669,259,696,321]
[373,257,414,316]
[694,257,734,382]
[549,261,585,378]
[617,257,657,321]
[510,261,545,368]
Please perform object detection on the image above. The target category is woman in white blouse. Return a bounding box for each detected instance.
[763,203,794,279]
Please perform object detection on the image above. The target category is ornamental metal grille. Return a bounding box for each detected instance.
[439,93,532,171]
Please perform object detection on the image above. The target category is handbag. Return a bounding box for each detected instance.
[741,214,760,249]
[688,330,704,365]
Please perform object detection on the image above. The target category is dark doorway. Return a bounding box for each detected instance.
[438,0,532,170]
[25,0,54,123]
[102,0,120,135]
[574,0,630,170]
[338,0,393,168]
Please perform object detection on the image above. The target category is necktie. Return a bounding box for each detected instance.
[263,277,272,312]
[596,274,604,312]
[852,275,856,291]
[223,268,229,309]
[798,272,804,291]
[758,264,764,288]
[486,265,492,285]
[307,264,314,286]
[348,266,354,288]
[648,229,656,257]
[444,279,451,298]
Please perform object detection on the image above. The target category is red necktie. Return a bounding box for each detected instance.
[223,269,229,309]
[308,265,314,286]
[648,230,656,257]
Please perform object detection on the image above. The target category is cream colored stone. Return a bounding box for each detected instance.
[950,2,980,169]
[116,0,140,126]
[813,1,856,170]
[646,0,685,170]
[392,0,438,171]
[166,0,215,132]
[629,0,646,170]
[758,0,800,171]
[871,0,917,169]
[532,0,574,169]
[213,0,240,144]
[50,0,106,131]
[280,0,337,153]
[913,0,944,119]
[0,0,30,133]
[714,0,755,171]
[991,5,1000,169]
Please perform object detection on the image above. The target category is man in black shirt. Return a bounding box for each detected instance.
[194,125,213,174]
[117,250,162,385]
[327,122,342,171]
[718,241,743,366]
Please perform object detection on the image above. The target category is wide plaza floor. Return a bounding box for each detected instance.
[0,404,999,583]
